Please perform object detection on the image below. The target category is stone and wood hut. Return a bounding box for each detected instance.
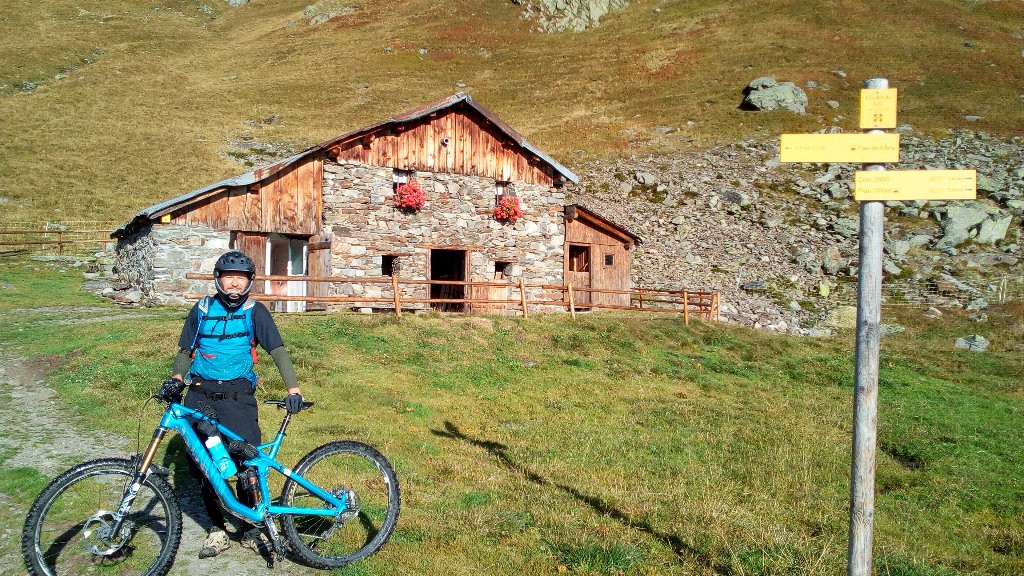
[112,93,640,312]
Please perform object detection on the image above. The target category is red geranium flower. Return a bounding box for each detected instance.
[494,195,523,223]
[394,180,426,211]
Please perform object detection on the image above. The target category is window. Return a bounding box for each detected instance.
[392,169,414,192]
[605,254,614,266]
[494,261,511,279]
[495,181,521,206]
[568,245,590,272]
[382,255,397,277]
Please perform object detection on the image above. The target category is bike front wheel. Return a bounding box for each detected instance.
[279,440,400,569]
[22,458,182,576]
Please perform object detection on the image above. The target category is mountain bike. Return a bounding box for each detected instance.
[21,382,401,575]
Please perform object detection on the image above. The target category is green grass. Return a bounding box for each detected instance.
[1,0,1023,223]
[1,259,1022,574]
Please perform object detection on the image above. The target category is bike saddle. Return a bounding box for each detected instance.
[263,400,316,410]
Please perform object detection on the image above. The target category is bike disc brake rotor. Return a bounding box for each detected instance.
[81,511,134,556]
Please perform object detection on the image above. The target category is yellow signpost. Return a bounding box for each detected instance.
[859,88,898,129]
[779,133,900,163]
[854,169,977,201]
[777,79,977,576]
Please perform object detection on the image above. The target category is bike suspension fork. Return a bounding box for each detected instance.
[111,426,168,535]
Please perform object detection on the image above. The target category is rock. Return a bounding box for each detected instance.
[977,173,1002,193]
[652,126,676,135]
[0,282,12,290]
[924,307,943,318]
[826,100,840,109]
[808,327,834,338]
[112,290,143,305]
[719,189,751,207]
[966,297,988,311]
[833,70,847,78]
[883,260,902,276]
[908,234,932,248]
[789,300,802,311]
[937,205,990,247]
[823,305,858,329]
[975,213,1012,243]
[832,217,859,238]
[964,115,984,122]
[815,164,842,184]
[822,246,844,275]
[885,239,911,259]
[516,0,630,32]
[880,324,905,338]
[634,171,656,186]
[740,280,767,292]
[954,334,989,352]
[818,280,832,298]
[938,272,975,293]
[742,78,808,114]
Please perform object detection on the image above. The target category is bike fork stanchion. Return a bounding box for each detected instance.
[110,427,167,536]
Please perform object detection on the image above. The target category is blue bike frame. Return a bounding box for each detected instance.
[158,403,346,523]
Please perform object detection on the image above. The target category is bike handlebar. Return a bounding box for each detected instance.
[263,400,316,410]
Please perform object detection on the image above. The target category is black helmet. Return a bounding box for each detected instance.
[213,251,256,307]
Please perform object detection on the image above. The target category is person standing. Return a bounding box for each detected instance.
[164,251,306,558]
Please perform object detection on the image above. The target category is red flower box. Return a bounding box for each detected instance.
[494,195,523,223]
[394,180,426,211]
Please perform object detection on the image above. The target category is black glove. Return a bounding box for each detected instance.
[158,378,185,403]
[283,393,305,414]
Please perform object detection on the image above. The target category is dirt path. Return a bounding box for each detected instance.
[0,310,305,575]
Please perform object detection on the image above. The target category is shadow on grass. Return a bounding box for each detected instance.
[432,421,729,574]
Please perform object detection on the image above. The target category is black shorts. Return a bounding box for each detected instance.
[183,377,262,446]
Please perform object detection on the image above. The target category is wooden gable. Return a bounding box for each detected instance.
[170,155,323,234]
[328,105,558,186]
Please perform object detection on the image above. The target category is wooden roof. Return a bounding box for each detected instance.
[113,94,577,238]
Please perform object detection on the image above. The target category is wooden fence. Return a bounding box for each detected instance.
[0,222,116,255]
[186,273,721,324]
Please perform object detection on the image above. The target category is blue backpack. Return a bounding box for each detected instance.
[188,296,258,386]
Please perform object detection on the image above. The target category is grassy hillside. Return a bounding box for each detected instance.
[1,258,1021,574]
[1,0,1022,224]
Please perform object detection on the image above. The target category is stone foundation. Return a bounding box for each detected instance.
[322,160,566,311]
[114,223,230,305]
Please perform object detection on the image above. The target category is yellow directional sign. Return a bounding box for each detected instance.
[854,169,977,201]
[780,133,900,163]
[859,88,898,129]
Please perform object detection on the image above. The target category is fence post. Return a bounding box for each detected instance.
[639,290,644,309]
[57,230,63,255]
[683,291,689,326]
[391,275,402,318]
[519,278,529,319]
[568,284,576,320]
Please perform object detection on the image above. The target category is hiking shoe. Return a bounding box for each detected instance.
[198,528,230,559]
[240,527,269,553]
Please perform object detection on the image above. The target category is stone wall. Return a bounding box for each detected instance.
[322,159,567,310]
[114,223,230,305]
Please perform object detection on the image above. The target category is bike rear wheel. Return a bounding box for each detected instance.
[279,441,400,569]
[22,458,182,576]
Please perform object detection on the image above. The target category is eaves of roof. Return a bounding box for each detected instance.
[112,93,578,238]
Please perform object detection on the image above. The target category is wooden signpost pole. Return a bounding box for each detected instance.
[780,77,975,576]
[847,77,887,576]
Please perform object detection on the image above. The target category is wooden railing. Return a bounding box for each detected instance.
[0,225,115,255]
[185,273,721,324]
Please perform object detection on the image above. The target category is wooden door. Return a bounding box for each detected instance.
[234,232,267,295]
[307,233,332,312]
[567,244,591,305]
